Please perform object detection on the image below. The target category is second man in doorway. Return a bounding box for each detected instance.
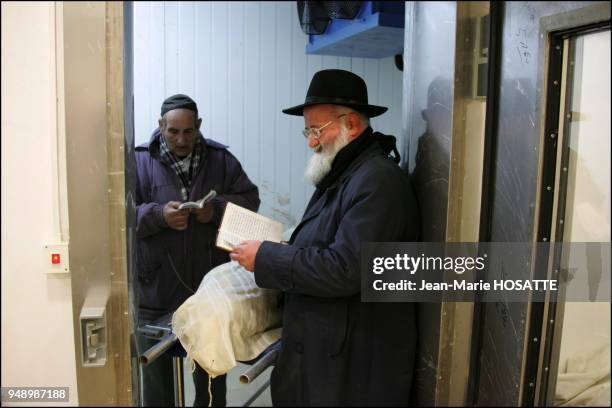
[135,94,260,406]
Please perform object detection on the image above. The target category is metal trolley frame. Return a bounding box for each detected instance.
[138,315,279,407]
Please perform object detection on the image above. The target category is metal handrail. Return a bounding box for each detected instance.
[242,378,271,407]
[139,332,178,365]
[239,348,279,384]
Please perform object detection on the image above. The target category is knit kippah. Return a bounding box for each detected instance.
[161,94,198,117]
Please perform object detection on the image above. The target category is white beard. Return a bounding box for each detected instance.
[304,125,351,185]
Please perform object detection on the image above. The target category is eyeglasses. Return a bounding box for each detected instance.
[302,113,348,139]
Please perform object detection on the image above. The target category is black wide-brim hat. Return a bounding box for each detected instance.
[282,69,388,117]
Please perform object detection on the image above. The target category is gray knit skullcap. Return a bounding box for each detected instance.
[161,94,198,117]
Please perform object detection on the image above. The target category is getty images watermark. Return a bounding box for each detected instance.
[361,242,611,302]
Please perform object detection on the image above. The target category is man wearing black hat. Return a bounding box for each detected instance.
[135,94,260,406]
[230,70,420,405]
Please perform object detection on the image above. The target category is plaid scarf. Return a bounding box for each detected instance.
[159,134,202,201]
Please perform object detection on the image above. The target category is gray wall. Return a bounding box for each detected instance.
[133,1,405,226]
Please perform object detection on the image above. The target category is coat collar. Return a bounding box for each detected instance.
[289,141,384,243]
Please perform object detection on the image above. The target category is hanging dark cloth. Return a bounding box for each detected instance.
[297,1,363,35]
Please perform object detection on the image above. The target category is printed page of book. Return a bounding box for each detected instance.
[216,202,283,251]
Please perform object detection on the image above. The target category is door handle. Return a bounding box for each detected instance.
[79,292,108,367]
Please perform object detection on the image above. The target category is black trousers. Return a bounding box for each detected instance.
[138,335,227,407]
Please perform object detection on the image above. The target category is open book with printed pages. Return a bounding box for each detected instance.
[216,202,283,251]
[178,190,217,210]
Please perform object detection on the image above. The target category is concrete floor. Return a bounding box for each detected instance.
[183,362,273,407]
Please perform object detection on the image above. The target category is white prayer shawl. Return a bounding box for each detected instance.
[172,261,282,378]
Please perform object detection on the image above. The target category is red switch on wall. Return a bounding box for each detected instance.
[45,243,69,273]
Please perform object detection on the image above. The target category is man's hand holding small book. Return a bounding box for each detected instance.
[177,190,217,224]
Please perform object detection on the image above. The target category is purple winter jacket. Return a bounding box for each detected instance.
[135,129,260,321]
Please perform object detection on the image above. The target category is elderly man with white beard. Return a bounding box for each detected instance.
[230,69,420,406]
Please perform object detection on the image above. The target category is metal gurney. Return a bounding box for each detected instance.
[137,313,281,407]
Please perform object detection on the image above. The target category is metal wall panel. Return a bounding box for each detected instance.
[122,2,141,404]
[402,2,457,405]
[63,2,116,404]
[402,1,610,406]
[106,4,133,405]
[133,1,404,225]
[405,2,456,242]
[476,2,608,405]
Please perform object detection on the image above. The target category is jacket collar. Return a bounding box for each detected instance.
[289,139,385,243]
[328,141,383,189]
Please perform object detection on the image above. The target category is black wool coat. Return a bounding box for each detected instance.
[255,137,420,406]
